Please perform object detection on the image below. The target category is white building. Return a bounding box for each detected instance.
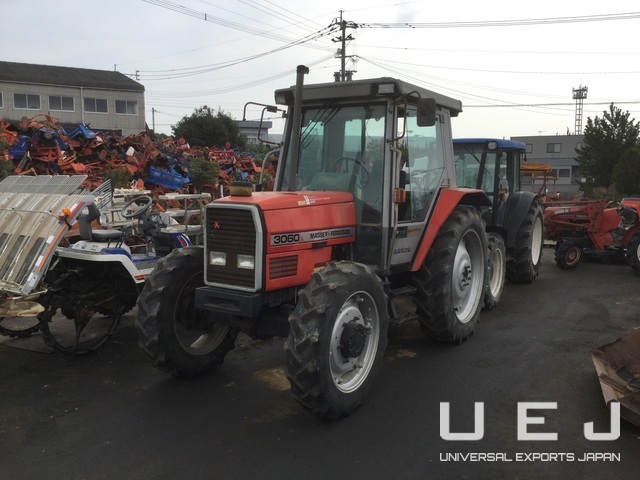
[238,120,273,145]
[511,134,585,198]
[0,61,146,136]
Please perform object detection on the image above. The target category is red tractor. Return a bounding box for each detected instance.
[135,67,495,419]
[544,198,640,270]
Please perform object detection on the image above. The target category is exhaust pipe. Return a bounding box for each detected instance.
[287,65,309,192]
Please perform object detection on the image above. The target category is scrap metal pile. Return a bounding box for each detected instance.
[0,114,275,197]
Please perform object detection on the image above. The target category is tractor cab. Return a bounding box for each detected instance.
[274,77,461,272]
[453,138,525,227]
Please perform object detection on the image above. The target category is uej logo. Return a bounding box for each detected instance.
[440,402,621,441]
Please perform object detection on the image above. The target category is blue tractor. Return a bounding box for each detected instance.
[453,138,544,308]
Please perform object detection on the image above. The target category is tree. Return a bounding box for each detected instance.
[576,103,640,188]
[172,106,247,149]
[613,146,640,196]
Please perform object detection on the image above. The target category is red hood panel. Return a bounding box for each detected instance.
[214,191,354,210]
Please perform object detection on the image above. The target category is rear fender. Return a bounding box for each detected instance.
[410,188,490,272]
[503,191,539,250]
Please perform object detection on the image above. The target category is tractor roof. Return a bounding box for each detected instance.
[275,77,463,117]
[454,138,527,150]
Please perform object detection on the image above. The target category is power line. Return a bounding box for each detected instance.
[359,55,640,76]
[358,11,640,29]
[137,29,335,80]
[144,0,313,43]
[466,101,640,108]
[145,54,335,95]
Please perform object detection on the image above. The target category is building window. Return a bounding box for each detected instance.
[525,143,533,153]
[546,143,562,153]
[84,97,108,113]
[558,169,570,178]
[49,95,74,112]
[115,100,138,115]
[14,93,41,110]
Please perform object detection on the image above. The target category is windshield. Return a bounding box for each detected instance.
[454,144,496,192]
[280,103,386,193]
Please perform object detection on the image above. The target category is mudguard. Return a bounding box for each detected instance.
[503,191,539,250]
[411,188,490,272]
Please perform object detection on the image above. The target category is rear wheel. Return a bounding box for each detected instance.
[507,199,544,283]
[285,261,389,419]
[413,207,487,343]
[484,233,506,310]
[135,247,237,377]
[555,242,582,269]
[627,235,640,272]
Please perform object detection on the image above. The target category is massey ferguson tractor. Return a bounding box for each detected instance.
[453,138,544,309]
[135,66,494,419]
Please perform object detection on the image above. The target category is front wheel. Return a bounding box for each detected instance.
[627,235,640,272]
[555,242,582,269]
[135,247,237,377]
[484,233,506,310]
[413,207,487,343]
[285,261,389,419]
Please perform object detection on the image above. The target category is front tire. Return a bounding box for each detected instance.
[135,247,237,377]
[627,235,640,272]
[555,242,582,269]
[413,207,487,343]
[285,261,389,419]
[484,233,506,310]
[507,199,544,283]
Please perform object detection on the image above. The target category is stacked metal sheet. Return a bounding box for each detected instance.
[0,175,92,295]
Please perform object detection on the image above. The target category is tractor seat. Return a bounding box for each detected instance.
[91,229,124,241]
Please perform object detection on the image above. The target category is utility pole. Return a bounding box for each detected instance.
[332,11,357,81]
[152,107,155,132]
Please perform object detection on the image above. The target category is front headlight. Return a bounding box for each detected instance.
[209,251,226,266]
[237,254,255,270]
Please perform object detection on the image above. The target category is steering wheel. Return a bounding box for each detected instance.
[121,195,154,219]
[333,157,370,187]
[413,169,441,192]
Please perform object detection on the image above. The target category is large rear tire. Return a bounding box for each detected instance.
[484,233,506,310]
[413,207,487,343]
[506,199,544,283]
[285,261,389,419]
[135,247,237,377]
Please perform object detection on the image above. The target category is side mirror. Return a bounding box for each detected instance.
[417,98,437,127]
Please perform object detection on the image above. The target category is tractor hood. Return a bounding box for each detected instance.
[213,190,354,211]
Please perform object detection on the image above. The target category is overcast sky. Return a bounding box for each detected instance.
[4,0,640,140]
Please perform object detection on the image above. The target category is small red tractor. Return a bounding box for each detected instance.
[544,198,640,270]
[136,67,501,419]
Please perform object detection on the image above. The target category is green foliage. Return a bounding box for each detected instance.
[576,103,640,188]
[0,140,14,178]
[172,106,247,150]
[613,147,640,196]
[188,156,219,190]
[0,159,13,179]
[104,168,132,188]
